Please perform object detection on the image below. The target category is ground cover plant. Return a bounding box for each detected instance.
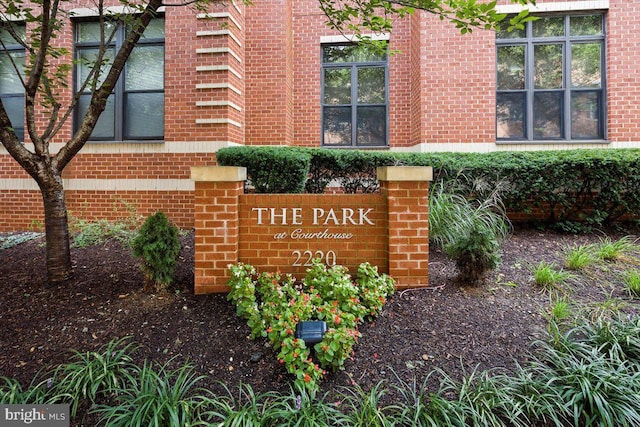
[3,314,640,426]
[531,261,575,292]
[226,260,395,393]
[1,226,640,426]
[564,244,597,271]
[624,270,640,296]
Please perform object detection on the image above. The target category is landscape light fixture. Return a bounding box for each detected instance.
[294,321,327,345]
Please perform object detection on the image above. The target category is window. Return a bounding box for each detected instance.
[321,44,388,147]
[496,14,605,141]
[74,18,164,141]
[0,24,25,140]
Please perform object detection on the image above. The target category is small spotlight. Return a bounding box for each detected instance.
[295,321,327,345]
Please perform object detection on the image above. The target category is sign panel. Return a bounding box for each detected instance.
[239,194,388,275]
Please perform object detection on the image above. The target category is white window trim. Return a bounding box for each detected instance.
[497,0,608,14]
[70,6,166,18]
[320,33,390,44]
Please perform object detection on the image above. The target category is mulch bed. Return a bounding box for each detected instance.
[2,226,639,410]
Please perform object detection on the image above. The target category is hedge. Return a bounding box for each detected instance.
[217,146,311,193]
[216,146,640,227]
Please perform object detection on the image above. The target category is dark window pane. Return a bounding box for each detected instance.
[0,26,25,46]
[76,21,118,43]
[571,43,601,88]
[77,48,115,90]
[496,93,525,139]
[323,107,351,145]
[497,45,525,90]
[74,18,164,142]
[496,14,605,141]
[570,15,602,36]
[534,92,563,139]
[496,22,525,39]
[323,68,351,105]
[1,95,24,140]
[323,45,355,63]
[357,67,385,104]
[322,43,387,146]
[357,107,387,145]
[357,106,386,145]
[351,44,386,62]
[533,16,565,38]
[0,52,24,93]
[323,44,385,63]
[129,18,165,39]
[125,46,164,91]
[78,94,115,139]
[534,44,563,89]
[571,91,601,139]
[125,92,164,138]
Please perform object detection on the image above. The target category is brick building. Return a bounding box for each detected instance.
[0,0,637,230]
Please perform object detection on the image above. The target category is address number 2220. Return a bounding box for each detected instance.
[292,250,337,266]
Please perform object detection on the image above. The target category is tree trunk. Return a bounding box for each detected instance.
[40,177,73,286]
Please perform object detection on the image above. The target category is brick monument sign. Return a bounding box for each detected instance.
[191,166,432,293]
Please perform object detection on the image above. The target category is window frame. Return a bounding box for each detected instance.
[0,23,26,141]
[496,13,606,142]
[321,43,389,148]
[73,17,165,142]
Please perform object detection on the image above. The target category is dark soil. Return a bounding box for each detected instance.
[2,226,640,418]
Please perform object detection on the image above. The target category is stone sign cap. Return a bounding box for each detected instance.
[377,166,433,182]
[191,166,247,182]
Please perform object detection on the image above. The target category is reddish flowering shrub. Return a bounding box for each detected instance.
[226,259,395,393]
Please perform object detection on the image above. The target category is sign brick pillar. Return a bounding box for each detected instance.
[378,166,432,289]
[191,166,246,294]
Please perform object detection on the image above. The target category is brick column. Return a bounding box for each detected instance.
[378,166,432,289]
[191,166,246,294]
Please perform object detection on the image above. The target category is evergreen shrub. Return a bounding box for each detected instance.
[217,146,311,193]
[131,211,181,292]
[217,146,640,227]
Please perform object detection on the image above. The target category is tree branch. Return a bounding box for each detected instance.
[24,0,61,157]
[0,100,40,180]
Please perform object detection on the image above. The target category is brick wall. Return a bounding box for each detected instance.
[410,13,424,146]
[0,150,219,230]
[3,0,640,233]
[0,191,43,230]
[381,177,430,286]
[245,0,294,145]
[418,12,496,144]
[0,190,195,231]
[0,0,242,231]
[192,166,432,294]
[605,0,640,142]
[179,1,246,143]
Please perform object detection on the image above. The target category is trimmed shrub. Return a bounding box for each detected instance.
[304,149,343,194]
[217,146,311,193]
[306,149,398,193]
[131,212,181,293]
[454,149,640,228]
[217,146,640,226]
